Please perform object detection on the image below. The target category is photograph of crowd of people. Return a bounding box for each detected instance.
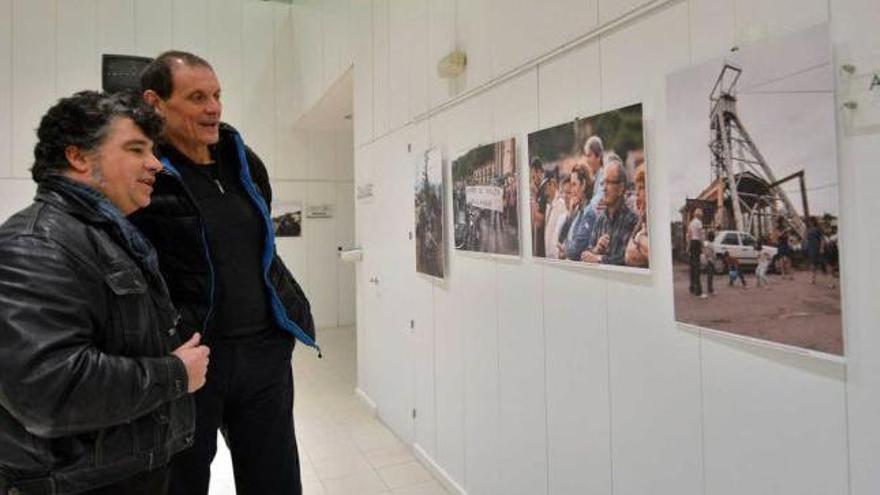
[526,104,648,270]
[272,201,303,237]
[452,138,519,256]
[415,148,445,278]
[667,24,843,356]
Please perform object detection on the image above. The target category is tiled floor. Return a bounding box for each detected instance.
[208,326,450,495]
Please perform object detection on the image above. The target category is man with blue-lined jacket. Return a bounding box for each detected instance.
[133,51,318,495]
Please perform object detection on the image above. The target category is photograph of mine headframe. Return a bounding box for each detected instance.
[696,63,810,242]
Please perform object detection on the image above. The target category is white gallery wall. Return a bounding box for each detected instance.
[0,0,355,329]
[290,0,880,494]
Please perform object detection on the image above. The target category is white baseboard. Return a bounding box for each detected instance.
[354,387,378,416]
[413,443,468,495]
[353,390,465,494]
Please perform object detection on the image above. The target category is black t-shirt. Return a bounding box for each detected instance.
[162,143,274,341]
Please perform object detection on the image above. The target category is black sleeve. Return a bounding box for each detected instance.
[0,235,188,438]
[244,145,273,213]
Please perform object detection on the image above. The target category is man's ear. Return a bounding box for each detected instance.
[64,145,91,174]
[143,90,162,114]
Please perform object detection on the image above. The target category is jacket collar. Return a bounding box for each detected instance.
[156,122,241,170]
[35,175,112,225]
[36,175,162,280]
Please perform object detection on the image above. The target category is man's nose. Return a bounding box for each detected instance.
[206,96,221,115]
[146,154,162,172]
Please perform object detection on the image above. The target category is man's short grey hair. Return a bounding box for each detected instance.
[604,152,627,189]
[584,135,604,159]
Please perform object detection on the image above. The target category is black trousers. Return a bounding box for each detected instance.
[80,467,170,495]
[688,240,703,296]
[169,333,301,495]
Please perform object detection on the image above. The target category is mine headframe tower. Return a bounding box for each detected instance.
[707,63,809,241]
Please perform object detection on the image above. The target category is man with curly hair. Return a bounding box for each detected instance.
[0,91,209,495]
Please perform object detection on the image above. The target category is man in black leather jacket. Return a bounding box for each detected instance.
[134,51,317,495]
[0,92,210,495]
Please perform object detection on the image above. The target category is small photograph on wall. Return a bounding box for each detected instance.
[415,147,446,279]
[527,103,648,269]
[452,138,520,256]
[272,201,303,237]
[667,23,843,357]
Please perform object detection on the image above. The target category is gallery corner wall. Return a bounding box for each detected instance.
[299,0,880,494]
[0,0,355,329]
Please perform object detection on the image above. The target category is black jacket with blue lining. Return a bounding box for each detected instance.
[130,124,317,350]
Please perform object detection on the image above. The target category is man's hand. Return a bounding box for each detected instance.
[581,250,602,263]
[595,234,610,253]
[172,333,210,393]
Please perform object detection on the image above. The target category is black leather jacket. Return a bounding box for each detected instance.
[129,124,317,349]
[0,179,194,495]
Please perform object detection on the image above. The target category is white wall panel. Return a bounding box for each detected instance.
[599,1,689,110]
[606,276,703,495]
[732,0,827,48]
[0,0,12,178]
[207,0,244,128]
[430,260,465,486]
[277,131,309,180]
[544,267,611,495]
[97,0,135,55]
[368,129,416,441]
[537,40,601,128]
[687,0,736,64]
[172,0,209,56]
[413,278,437,455]
[336,130,354,182]
[407,0,429,120]
[491,0,599,78]
[11,0,54,179]
[242,3,276,175]
[701,339,848,495]
[307,131,336,181]
[321,0,348,88]
[598,0,651,25]
[371,0,391,138]
[295,1,324,112]
[491,69,538,143]
[355,144,380,396]
[335,181,356,327]
[351,0,373,147]
[496,262,548,495]
[425,0,455,108]
[457,0,493,91]
[843,129,880,495]
[57,0,98,97]
[306,181,339,328]
[274,5,301,180]
[387,0,413,130]
[459,256,499,495]
[135,0,172,57]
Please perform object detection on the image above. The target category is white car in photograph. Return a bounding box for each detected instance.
[708,230,777,271]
